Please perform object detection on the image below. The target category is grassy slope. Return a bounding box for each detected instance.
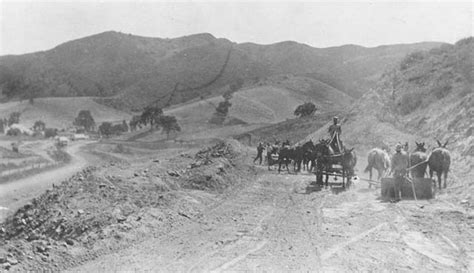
[0,97,131,129]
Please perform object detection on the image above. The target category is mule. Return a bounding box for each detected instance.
[342,148,357,178]
[292,145,304,172]
[410,142,428,178]
[302,140,316,172]
[364,148,391,182]
[313,139,335,187]
[428,140,451,189]
[267,145,279,170]
[278,146,293,174]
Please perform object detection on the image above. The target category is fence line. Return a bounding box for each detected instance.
[0,161,61,178]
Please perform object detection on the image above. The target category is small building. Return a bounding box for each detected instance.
[57,136,69,147]
[72,133,89,141]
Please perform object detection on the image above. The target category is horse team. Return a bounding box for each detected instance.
[260,139,357,178]
[258,138,451,190]
[364,140,451,189]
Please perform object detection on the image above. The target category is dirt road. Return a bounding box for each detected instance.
[72,169,473,272]
[0,141,92,221]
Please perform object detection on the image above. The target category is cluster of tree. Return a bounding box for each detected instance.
[98,120,129,137]
[127,105,181,138]
[0,112,21,135]
[73,110,95,132]
[210,79,244,124]
[294,102,317,118]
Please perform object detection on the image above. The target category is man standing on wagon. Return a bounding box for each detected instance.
[328,116,342,153]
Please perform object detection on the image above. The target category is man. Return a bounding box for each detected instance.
[390,143,409,202]
[253,142,265,165]
[328,116,342,153]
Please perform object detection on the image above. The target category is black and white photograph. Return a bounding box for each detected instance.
[0,0,472,271]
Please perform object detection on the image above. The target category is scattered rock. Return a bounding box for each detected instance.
[167,170,180,177]
[6,258,18,265]
[460,199,469,205]
[3,262,11,270]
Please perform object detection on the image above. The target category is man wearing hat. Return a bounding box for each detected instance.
[390,143,409,202]
[328,116,342,152]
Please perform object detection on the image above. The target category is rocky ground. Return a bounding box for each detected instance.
[0,139,472,272]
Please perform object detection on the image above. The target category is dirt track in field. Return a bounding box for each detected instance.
[0,141,92,221]
[72,167,474,272]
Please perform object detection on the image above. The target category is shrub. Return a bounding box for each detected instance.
[44,128,58,138]
[400,51,425,70]
[398,92,423,115]
[431,83,452,99]
[6,128,21,136]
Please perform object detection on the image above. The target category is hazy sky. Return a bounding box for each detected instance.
[0,0,472,55]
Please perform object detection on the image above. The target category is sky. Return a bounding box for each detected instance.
[0,0,472,55]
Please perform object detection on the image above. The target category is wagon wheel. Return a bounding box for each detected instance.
[341,165,346,188]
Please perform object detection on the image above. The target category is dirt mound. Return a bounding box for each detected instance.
[182,140,254,192]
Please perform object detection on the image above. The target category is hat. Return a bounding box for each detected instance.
[395,143,402,151]
[333,116,339,120]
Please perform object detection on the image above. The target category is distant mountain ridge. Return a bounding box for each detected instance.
[0,31,444,109]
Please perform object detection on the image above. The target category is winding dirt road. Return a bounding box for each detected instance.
[72,169,473,272]
[0,141,93,221]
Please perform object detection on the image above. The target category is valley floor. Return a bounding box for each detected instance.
[71,168,473,272]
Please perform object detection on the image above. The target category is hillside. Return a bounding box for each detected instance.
[0,31,443,110]
[306,37,473,189]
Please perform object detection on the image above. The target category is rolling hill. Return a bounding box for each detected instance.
[0,31,443,110]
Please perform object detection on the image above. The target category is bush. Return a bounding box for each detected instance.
[400,51,425,70]
[398,92,423,115]
[6,128,21,136]
[294,102,317,117]
[432,83,452,99]
[44,128,58,138]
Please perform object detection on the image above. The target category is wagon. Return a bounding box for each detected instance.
[314,152,353,188]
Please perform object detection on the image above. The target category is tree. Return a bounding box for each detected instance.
[8,112,21,126]
[294,102,317,118]
[0,119,5,134]
[33,120,46,131]
[6,128,21,136]
[129,115,142,131]
[121,120,129,133]
[112,124,126,135]
[216,100,232,116]
[73,110,95,132]
[44,128,58,138]
[158,115,181,139]
[98,122,113,138]
[140,106,163,128]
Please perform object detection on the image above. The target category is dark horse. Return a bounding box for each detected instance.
[314,139,356,188]
[428,140,451,189]
[302,140,316,172]
[278,146,293,174]
[410,142,428,178]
